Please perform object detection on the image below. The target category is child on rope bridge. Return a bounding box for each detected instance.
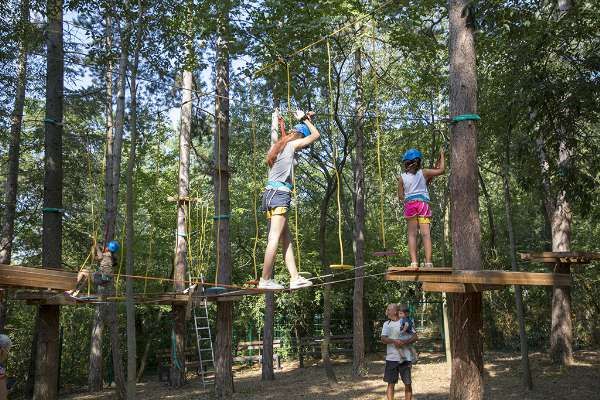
[258,108,320,290]
[397,148,445,268]
[67,240,120,297]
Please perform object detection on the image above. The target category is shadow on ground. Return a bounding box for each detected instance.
[60,350,600,399]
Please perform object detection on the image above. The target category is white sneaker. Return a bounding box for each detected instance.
[258,278,284,290]
[290,276,313,290]
[423,262,433,268]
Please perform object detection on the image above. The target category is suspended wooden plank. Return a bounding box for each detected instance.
[0,264,77,291]
[422,282,504,293]
[385,268,570,286]
[519,251,600,264]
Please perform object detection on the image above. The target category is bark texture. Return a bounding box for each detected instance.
[34,0,63,397]
[448,0,484,398]
[352,47,366,377]
[170,65,193,387]
[213,1,234,397]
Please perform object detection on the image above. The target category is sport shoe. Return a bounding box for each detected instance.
[423,262,433,268]
[290,276,313,290]
[409,262,419,269]
[258,278,284,290]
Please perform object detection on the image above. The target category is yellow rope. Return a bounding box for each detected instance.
[327,40,346,265]
[287,62,302,271]
[372,25,386,249]
[249,80,259,280]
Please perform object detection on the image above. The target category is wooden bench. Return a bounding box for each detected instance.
[297,335,353,366]
[234,340,282,369]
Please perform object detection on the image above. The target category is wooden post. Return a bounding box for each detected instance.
[448,0,484,398]
[352,45,366,377]
[213,1,234,397]
[34,1,63,397]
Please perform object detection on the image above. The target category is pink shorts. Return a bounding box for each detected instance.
[404,200,432,223]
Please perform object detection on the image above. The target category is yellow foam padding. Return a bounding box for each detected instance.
[330,264,353,270]
[266,206,288,219]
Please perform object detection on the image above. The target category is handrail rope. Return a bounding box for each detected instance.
[327,40,345,265]
[252,0,395,78]
[372,24,386,249]
[287,62,302,272]
[114,221,126,292]
[249,80,260,281]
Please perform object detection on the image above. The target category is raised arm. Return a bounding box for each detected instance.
[291,114,321,150]
[270,108,280,148]
[423,149,445,180]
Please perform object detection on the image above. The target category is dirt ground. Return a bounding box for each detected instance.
[61,350,600,399]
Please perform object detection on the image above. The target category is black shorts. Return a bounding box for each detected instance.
[383,360,412,385]
[261,188,292,211]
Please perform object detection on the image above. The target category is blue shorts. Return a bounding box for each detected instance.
[261,189,292,218]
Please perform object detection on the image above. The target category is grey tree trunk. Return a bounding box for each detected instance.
[478,170,497,252]
[352,46,366,377]
[170,63,193,389]
[551,140,573,365]
[0,0,29,332]
[89,10,114,391]
[124,4,144,397]
[448,1,484,399]
[34,0,63,398]
[213,1,234,397]
[502,131,533,390]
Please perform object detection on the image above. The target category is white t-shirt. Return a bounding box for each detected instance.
[381,320,403,361]
[401,170,430,202]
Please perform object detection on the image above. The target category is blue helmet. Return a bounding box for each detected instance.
[293,123,311,137]
[402,148,422,162]
[107,240,120,253]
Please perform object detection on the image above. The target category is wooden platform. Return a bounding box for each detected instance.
[519,251,600,265]
[0,264,78,291]
[386,267,570,292]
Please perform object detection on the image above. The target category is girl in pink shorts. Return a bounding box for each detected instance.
[397,148,445,268]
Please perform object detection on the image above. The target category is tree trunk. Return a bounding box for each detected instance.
[34,1,63,398]
[124,4,144,397]
[0,0,29,333]
[170,58,193,389]
[551,139,573,365]
[501,131,533,390]
[448,1,484,399]
[213,1,234,397]
[319,179,337,384]
[89,10,114,391]
[351,46,366,377]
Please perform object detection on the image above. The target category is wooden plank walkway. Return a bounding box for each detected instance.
[386,267,570,287]
[519,251,600,265]
[0,264,78,291]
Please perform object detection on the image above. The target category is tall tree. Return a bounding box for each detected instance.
[124,1,145,397]
[213,0,234,397]
[0,0,29,332]
[170,2,194,386]
[502,124,533,390]
[88,9,113,391]
[447,0,484,399]
[351,45,366,377]
[34,0,63,398]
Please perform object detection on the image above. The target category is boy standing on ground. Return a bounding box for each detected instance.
[381,303,419,400]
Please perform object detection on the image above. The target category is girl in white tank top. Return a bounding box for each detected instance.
[397,148,446,268]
